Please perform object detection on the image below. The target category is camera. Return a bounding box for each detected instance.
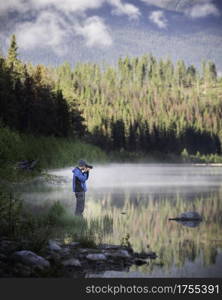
[86,164,93,169]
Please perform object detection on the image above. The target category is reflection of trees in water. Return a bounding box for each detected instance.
[86,190,222,273]
[90,188,221,208]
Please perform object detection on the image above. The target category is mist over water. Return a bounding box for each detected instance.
[50,163,222,189]
[20,164,222,277]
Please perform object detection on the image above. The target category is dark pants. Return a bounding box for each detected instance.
[75,192,85,216]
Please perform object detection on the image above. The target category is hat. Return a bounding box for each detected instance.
[78,160,87,167]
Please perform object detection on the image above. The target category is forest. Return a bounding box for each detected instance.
[1,35,222,162]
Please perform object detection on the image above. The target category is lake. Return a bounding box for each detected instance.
[20,164,222,278]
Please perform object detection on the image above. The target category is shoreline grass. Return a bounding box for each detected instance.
[0,184,113,252]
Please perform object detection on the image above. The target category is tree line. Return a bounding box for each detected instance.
[54,50,222,155]
[1,35,222,156]
[0,35,85,138]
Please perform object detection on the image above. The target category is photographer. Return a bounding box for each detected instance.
[72,160,93,216]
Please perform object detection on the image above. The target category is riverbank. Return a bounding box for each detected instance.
[0,238,156,277]
[0,126,107,181]
[1,126,222,182]
[0,175,157,277]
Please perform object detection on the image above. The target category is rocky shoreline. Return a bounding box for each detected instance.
[0,238,157,277]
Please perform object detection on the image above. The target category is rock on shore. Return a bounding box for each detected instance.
[0,238,157,277]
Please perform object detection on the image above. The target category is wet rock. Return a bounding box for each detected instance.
[62,258,81,267]
[48,240,62,252]
[79,248,88,254]
[1,238,157,277]
[12,250,50,270]
[107,249,131,259]
[53,247,71,258]
[180,211,202,220]
[78,248,100,255]
[86,254,107,261]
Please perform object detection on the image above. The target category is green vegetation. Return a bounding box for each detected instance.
[181,149,222,164]
[54,55,222,158]
[0,126,107,182]
[0,185,113,251]
[1,35,222,263]
[1,35,222,164]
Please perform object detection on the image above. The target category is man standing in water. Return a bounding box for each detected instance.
[72,160,92,216]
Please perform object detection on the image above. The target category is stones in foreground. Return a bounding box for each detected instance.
[48,240,62,252]
[62,258,81,267]
[0,238,157,277]
[86,254,107,261]
[11,250,50,270]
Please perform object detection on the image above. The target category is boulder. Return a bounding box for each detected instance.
[106,249,131,259]
[86,254,107,261]
[169,211,202,221]
[12,250,50,270]
[62,258,81,267]
[114,250,131,258]
[169,211,202,227]
[59,247,71,258]
[48,240,62,252]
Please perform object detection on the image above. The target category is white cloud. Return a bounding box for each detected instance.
[30,0,105,14]
[140,0,220,17]
[0,0,140,18]
[74,16,113,48]
[185,3,220,18]
[109,0,140,20]
[149,10,168,29]
[0,0,105,15]
[1,0,117,51]
[141,0,178,10]
[0,0,140,52]
[15,11,69,55]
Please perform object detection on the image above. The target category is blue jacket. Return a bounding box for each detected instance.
[72,167,89,192]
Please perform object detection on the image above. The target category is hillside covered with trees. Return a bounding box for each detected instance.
[1,35,222,163]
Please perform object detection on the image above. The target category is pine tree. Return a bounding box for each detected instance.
[6,35,19,70]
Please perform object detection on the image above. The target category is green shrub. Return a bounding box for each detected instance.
[0,126,108,179]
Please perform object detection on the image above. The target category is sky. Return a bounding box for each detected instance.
[0,0,222,71]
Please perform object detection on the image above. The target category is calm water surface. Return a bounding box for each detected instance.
[20,164,222,278]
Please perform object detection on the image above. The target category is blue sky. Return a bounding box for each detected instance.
[0,0,222,71]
